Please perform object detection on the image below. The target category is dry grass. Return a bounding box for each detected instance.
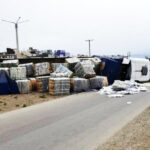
[96,107,150,150]
[0,92,64,114]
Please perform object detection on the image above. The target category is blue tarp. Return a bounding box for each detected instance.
[94,56,123,85]
[0,70,20,95]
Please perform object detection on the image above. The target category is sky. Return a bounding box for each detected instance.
[0,0,150,56]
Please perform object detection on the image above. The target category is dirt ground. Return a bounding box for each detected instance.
[0,92,64,114]
[96,107,150,150]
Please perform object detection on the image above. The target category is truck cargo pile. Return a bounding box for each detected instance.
[0,57,108,95]
[0,56,150,97]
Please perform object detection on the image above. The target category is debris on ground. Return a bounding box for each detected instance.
[98,80,148,98]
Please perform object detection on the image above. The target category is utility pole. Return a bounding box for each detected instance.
[85,39,93,57]
[1,17,29,54]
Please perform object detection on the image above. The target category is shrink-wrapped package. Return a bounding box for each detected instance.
[70,77,90,92]
[49,78,70,95]
[1,60,19,67]
[36,76,49,92]
[50,63,68,73]
[19,63,34,77]
[16,80,32,94]
[34,62,50,76]
[74,60,96,78]
[10,67,26,80]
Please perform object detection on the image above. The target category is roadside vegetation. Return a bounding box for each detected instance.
[0,92,63,113]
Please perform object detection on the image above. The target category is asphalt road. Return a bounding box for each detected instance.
[0,90,150,150]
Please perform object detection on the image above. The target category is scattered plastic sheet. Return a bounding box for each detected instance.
[98,80,148,98]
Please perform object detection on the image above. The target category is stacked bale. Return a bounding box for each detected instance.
[50,64,73,78]
[50,63,68,73]
[70,78,90,92]
[98,76,108,86]
[74,60,96,79]
[89,76,108,89]
[66,57,80,72]
[10,67,26,80]
[49,78,70,95]
[28,78,37,91]
[36,76,49,93]
[16,80,32,94]
[34,62,50,76]
[89,76,103,89]
[19,63,34,77]
[0,60,19,67]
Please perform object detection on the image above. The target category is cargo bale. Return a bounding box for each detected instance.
[36,76,49,93]
[99,76,108,86]
[28,78,37,91]
[89,76,108,89]
[49,78,70,95]
[1,60,19,67]
[10,67,26,80]
[50,64,73,78]
[70,77,90,92]
[34,62,50,76]
[19,63,34,77]
[89,76,104,89]
[50,63,68,73]
[66,57,80,72]
[16,80,32,94]
[74,60,96,79]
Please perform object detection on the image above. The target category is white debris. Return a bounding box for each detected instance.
[127,101,132,105]
[108,94,124,98]
[98,80,148,98]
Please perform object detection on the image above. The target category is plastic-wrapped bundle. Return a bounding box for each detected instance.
[89,76,104,89]
[16,80,32,94]
[34,62,50,76]
[10,67,26,80]
[70,77,90,92]
[50,64,73,78]
[89,76,103,89]
[28,78,37,91]
[0,68,10,76]
[36,76,49,92]
[98,76,108,87]
[50,63,68,73]
[66,57,80,72]
[74,60,96,79]
[90,57,101,74]
[19,63,34,77]
[1,60,19,67]
[49,78,70,95]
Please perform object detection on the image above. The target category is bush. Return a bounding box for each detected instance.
[39,94,46,98]
[22,104,27,107]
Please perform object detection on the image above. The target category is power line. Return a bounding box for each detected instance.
[1,17,29,54]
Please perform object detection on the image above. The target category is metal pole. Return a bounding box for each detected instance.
[85,39,93,57]
[1,17,29,54]
[89,40,91,57]
[15,23,19,53]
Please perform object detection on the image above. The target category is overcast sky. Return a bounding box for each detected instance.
[0,0,150,56]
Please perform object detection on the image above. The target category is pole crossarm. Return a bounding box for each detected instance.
[1,17,29,54]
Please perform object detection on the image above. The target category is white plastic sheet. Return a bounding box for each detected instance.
[98,80,148,98]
